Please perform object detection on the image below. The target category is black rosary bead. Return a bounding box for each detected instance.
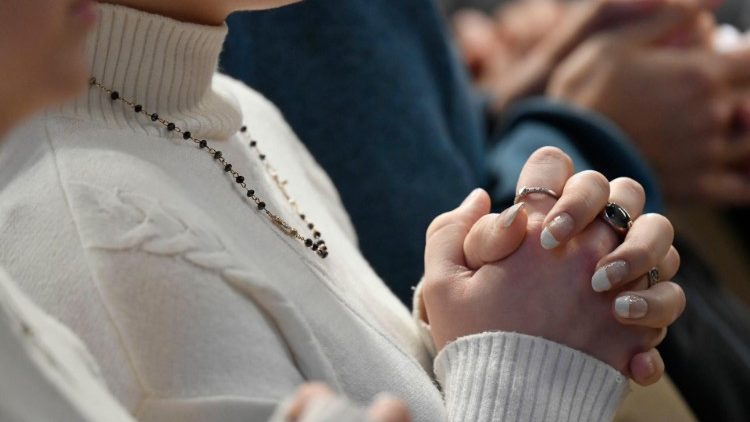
[90,81,329,259]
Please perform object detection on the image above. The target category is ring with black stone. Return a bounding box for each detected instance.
[514,186,560,205]
[601,202,632,237]
[647,267,660,288]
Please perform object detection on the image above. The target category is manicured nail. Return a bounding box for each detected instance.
[615,295,648,319]
[502,202,525,228]
[540,213,574,250]
[592,260,629,292]
[462,188,482,206]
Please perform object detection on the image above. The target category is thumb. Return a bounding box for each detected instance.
[606,0,702,45]
[425,189,491,279]
[452,9,498,75]
[463,202,529,270]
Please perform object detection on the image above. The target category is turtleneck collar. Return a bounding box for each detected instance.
[59,3,242,140]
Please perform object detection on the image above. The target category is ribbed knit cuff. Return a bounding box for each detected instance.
[411,279,437,361]
[435,332,628,422]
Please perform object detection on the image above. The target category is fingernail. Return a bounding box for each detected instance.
[502,202,525,228]
[592,260,629,292]
[461,188,482,206]
[540,213,574,250]
[615,295,648,319]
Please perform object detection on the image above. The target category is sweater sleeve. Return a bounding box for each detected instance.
[434,332,629,422]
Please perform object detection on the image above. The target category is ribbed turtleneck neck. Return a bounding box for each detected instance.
[60,3,242,140]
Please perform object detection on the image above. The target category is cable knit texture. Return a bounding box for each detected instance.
[0,4,626,421]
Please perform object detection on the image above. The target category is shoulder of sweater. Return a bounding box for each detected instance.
[213,73,287,123]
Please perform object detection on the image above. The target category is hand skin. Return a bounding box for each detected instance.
[453,0,681,114]
[422,148,685,385]
[286,383,410,422]
[548,0,750,204]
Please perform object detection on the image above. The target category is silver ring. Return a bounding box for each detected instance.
[514,186,559,205]
[647,267,660,288]
[601,202,632,237]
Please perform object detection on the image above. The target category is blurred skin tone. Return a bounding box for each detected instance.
[286,384,411,422]
[548,1,750,204]
[453,0,750,204]
[99,0,303,25]
[0,0,96,139]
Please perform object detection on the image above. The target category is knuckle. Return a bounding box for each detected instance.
[529,146,573,168]
[426,212,454,239]
[576,170,610,195]
[612,177,645,203]
[641,213,675,243]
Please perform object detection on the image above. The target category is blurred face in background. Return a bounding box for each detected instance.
[0,0,96,136]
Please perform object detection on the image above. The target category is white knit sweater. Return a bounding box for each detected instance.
[0,5,627,421]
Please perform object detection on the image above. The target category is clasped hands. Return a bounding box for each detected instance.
[422,147,685,386]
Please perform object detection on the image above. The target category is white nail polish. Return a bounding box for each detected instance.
[615,295,648,319]
[614,296,631,317]
[592,267,612,292]
[540,227,559,250]
[502,202,525,228]
[592,261,629,292]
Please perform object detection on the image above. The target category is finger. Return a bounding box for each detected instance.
[719,46,750,84]
[424,189,491,279]
[464,203,529,269]
[618,245,680,292]
[605,0,701,45]
[287,383,335,422]
[613,282,686,327]
[540,170,610,249]
[629,348,665,386]
[589,0,666,30]
[452,9,498,73]
[368,394,411,422]
[515,147,575,216]
[593,213,674,292]
[608,177,646,220]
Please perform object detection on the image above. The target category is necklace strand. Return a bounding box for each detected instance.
[89,77,328,259]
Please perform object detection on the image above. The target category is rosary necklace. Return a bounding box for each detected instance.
[89,77,328,259]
